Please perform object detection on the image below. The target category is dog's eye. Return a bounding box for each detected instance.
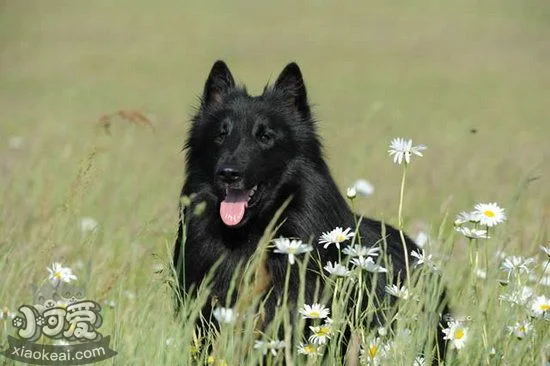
[215,127,228,144]
[258,132,273,145]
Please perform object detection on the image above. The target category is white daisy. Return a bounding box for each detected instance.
[388,137,427,165]
[499,287,533,306]
[507,320,532,339]
[410,249,426,265]
[385,284,410,300]
[8,136,24,150]
[530,295,550,319]
[323,261,351,277]
[410,249,437,271]
[351,256,387,273]
[47,263,77,285]
[0,307,16,320]
[473,203,506,227]
[454,211,480,226]
[475,268,487,279]
[396,328,413,340]
[299,303,330,320]
[414,231,429,248]
[103,299,116,308]
[165,337,175,347]
[212,307,236,324]
[342,245,380,257]
[538,276,550,287]
[346,187,356,199]
[79,217,98,233]
[124,290,137,300]
[254,339,286,356]
[535,265,550,285]
[455,226,489,239]
[272,237,312,265]
[308,322,332,345]
[501,256,536,277]
[360,337,390,365]
[413,356,427,366]
[319,227,355,250]
[540,245,550,258]
[442,321,468,350]
[352,179,374,197]
[297,343,323,356]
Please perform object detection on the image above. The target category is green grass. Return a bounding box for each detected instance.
[1,0,549,364]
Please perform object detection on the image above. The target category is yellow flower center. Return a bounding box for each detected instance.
[518,326,526,333]
[316,326,330,336]
[335,234,346,242]
[304,344,316,354]
[454,328,465,340]
[368,345,378,358]
[54,272,62,279]
[309,311,320,318]
[540,304,550,311]
[483,210,495,218]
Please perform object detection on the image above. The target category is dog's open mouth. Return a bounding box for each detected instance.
[219,185,258,226]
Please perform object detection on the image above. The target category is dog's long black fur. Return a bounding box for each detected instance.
[173,60,447,360]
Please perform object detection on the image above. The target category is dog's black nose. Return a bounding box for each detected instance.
[217,167,242,183]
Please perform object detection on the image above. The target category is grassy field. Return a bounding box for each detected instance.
[1,0,549,364]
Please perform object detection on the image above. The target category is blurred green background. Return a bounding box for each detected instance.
[1,0,549,285]
[1,1,550,363]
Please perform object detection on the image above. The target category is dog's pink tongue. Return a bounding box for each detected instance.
[220,189,248,226]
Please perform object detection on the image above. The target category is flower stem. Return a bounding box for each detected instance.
[355,270,363,325]
[282,261,292,365]
[397,163,411,288]
[351,199,361,244]
[468,238,474,268]
[282,260,291,306]
[332,278,339,306]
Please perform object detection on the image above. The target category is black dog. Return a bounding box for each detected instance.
[173,61,447,360]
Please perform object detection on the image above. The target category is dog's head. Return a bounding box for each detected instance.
[185,61,320,228]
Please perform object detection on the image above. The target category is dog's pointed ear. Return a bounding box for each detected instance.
[274,62,310,118]
[202,60,235,107]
